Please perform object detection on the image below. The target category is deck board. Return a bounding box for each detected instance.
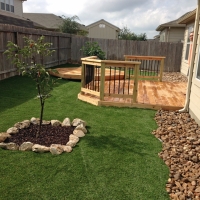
[78,80,187,110]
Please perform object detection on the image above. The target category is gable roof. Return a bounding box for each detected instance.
[156,13,187,31]
[23,13,63,30]
[178,9,196,24]
[86,19,120,31]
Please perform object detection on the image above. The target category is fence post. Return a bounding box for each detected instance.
[159,58,164,82]
[133,64,139,103]
[57,36,60,66]
[100,62,105,101]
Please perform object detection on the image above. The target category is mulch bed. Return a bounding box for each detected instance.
[5,124,75,147]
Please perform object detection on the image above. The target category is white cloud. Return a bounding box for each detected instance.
[23,0,197,39]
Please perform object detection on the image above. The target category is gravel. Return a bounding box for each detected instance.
[152,110,200,200]
[162,72,188,83]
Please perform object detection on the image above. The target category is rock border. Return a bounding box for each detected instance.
[0,117,87,155]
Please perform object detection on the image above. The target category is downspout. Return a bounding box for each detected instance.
[179,0,200,112]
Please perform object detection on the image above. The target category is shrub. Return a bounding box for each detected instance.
[81,41,106,60]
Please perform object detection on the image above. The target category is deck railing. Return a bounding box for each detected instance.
[81,56,141,103]
[124,55,165,81]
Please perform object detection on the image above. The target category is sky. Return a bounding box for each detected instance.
[23,0,197,39]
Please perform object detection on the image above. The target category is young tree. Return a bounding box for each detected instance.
[4,36,57,137]
[60,15,88,36]
[119,26,147,41]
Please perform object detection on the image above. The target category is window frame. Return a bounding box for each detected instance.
[193,38,200,87]
[185,25,194,61]
[0,0,14,13]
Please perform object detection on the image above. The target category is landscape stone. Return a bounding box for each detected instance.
[73,129,85,137]
[42,120,51,125]
[19,142,34,151]
[14,120,30,129]
[32,144,50,153]
[75,124,87,133]
[51,120,61,127]
[0,142,19,150]
[0,132,11,142]
[62,118,71,127]
[50,144,63,155]
[69,134,79,143]
[62,145,72,153]
[66,141,76,147]
[7,127,18,134]
[30,117,40,125]
[72,118,86,127]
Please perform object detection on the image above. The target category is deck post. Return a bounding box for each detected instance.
[81,63,85,93]
[159,58,164,82]
[100,62,105,101]
[124,57,128,79]
[132,64,139,103]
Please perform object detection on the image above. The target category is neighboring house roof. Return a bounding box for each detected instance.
[23,13,63,31]
[23,13,87,32]
[86,19,120,31]
[156,14,186,31]
[0,10,33,28]
[178,9,196,24]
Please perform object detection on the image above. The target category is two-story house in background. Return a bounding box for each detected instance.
[0,0,34,28]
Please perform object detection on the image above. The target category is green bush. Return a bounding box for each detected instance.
[81,41,106,60]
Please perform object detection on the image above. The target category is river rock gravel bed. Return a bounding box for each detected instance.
[152,110,200,200]
[162,72,188,83]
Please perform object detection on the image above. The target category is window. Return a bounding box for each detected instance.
[10,0,14,12]
[99,24,105,28]
[0,0,5,10]
[5,0,9,11]
[0,0,14,13]
[185,26,194,60]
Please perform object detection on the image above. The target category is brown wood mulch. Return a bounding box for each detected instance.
[5,124,75,147]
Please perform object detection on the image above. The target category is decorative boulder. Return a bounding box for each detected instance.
[0,142,19,150]
[0,142,7,149]
[51,120,61,127]
[7,127,18,134]
[69,134,79,143]
[73,130,85,138]
[72,118,86,127]
[19,142,34,151]
[75,124,87,133]
[62,118,71,127]
[42,120,51,125]
[32,144,50,153]
[30,117,40,125]
[14,120,30,129]
[0,132,11,142]
[62,145,72,153]
[50,144,63,155]
[66,141,76,147]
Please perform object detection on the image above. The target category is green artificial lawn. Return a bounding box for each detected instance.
[0,72,169,200]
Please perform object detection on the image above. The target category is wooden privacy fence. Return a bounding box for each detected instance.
[124,55,165,81]
[81,56,141,104]
[71,36,183,72]
[0,24,71,80]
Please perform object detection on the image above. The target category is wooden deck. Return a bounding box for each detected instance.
[49,67,125,80]
[49,67,187,110]
[78,80,187,110]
